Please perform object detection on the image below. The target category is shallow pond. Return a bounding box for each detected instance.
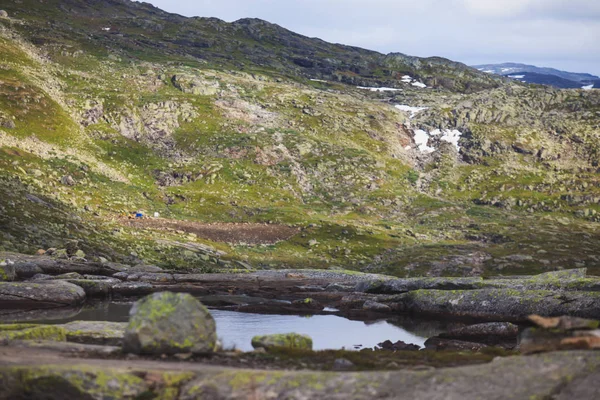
[16,301,448,351]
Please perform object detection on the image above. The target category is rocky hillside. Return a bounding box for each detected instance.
[0,0,599,277]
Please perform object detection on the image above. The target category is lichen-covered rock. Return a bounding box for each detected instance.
[356,277,488,294]
[62,321,126,346]
[395,289,600,321]
[0,366,152,399]
[0,260,16,282]
[0,281,86,307]
[122,292,216,355]
[0,324,67,341]
[251,333,313,351]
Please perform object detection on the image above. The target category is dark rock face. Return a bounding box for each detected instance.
[378,339,420,351]
[122,292,217,355]
[424,337,489,352]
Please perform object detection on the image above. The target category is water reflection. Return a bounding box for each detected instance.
[4,301,446,351]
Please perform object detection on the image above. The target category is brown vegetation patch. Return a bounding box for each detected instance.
[121,218,299,245]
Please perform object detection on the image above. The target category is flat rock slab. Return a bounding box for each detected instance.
[395,289,600,321]
[61,321,126,346]
[0,281,86,308]
[0,349,599,399]
[357,277,490,294]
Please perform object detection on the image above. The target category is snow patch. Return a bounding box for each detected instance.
[102,27,111,31]
[411,81,427,88]
[414,130,435,153]
[357,86,402,92]
[412,128,463,154]
[582,84,594,90]
[395,104,428,118]
[310,79,328,83]
[508,75,525,79]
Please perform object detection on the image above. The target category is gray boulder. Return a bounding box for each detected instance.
[0,281,86,307]
[13,262,43,279]
[122,292,216,355]
[0,10,7,18]
[0,260,16,282]
[395,289,600,321]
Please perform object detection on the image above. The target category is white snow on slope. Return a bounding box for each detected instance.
[412,129,463,154]
[400,75,427,88]
[582,84,594,90]
[508,75,525,79]
[431,129,462,150]
[395,104,428,118]
[310,79,328,83]
[357,86,402,92]
[414,130,435,153]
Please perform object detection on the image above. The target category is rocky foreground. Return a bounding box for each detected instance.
[2,252,600,398]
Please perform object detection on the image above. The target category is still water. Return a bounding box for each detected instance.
[23,301,441,351]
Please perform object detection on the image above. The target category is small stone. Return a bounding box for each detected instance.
[36,249,46,256]
[61,175,76,186]
[333,358,354,371]
[251,333,313,351]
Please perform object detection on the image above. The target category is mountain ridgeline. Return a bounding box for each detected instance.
[0,0,599,278]
[3,0,502,93]
[474,63,600,89]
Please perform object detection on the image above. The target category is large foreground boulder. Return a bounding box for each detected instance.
[122,292,216,355]
[0,281,86,307]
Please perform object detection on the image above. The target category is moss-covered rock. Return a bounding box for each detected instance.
[122,292,217,355]
[0,260,16,282]
[251,333,313,351]
[61,321,126,346]
[0,325,66,341]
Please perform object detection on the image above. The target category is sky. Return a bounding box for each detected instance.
[145,0,600,76]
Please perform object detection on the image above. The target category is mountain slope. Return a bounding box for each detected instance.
[2,0,502,93]
[0,0,599,277]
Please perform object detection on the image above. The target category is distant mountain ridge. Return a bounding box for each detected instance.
[472,62,599,89]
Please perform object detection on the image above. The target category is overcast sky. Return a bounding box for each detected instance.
[146,0,600,76]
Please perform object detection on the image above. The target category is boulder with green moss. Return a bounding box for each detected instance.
[251,333,313,351]
[122,292,217,355]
